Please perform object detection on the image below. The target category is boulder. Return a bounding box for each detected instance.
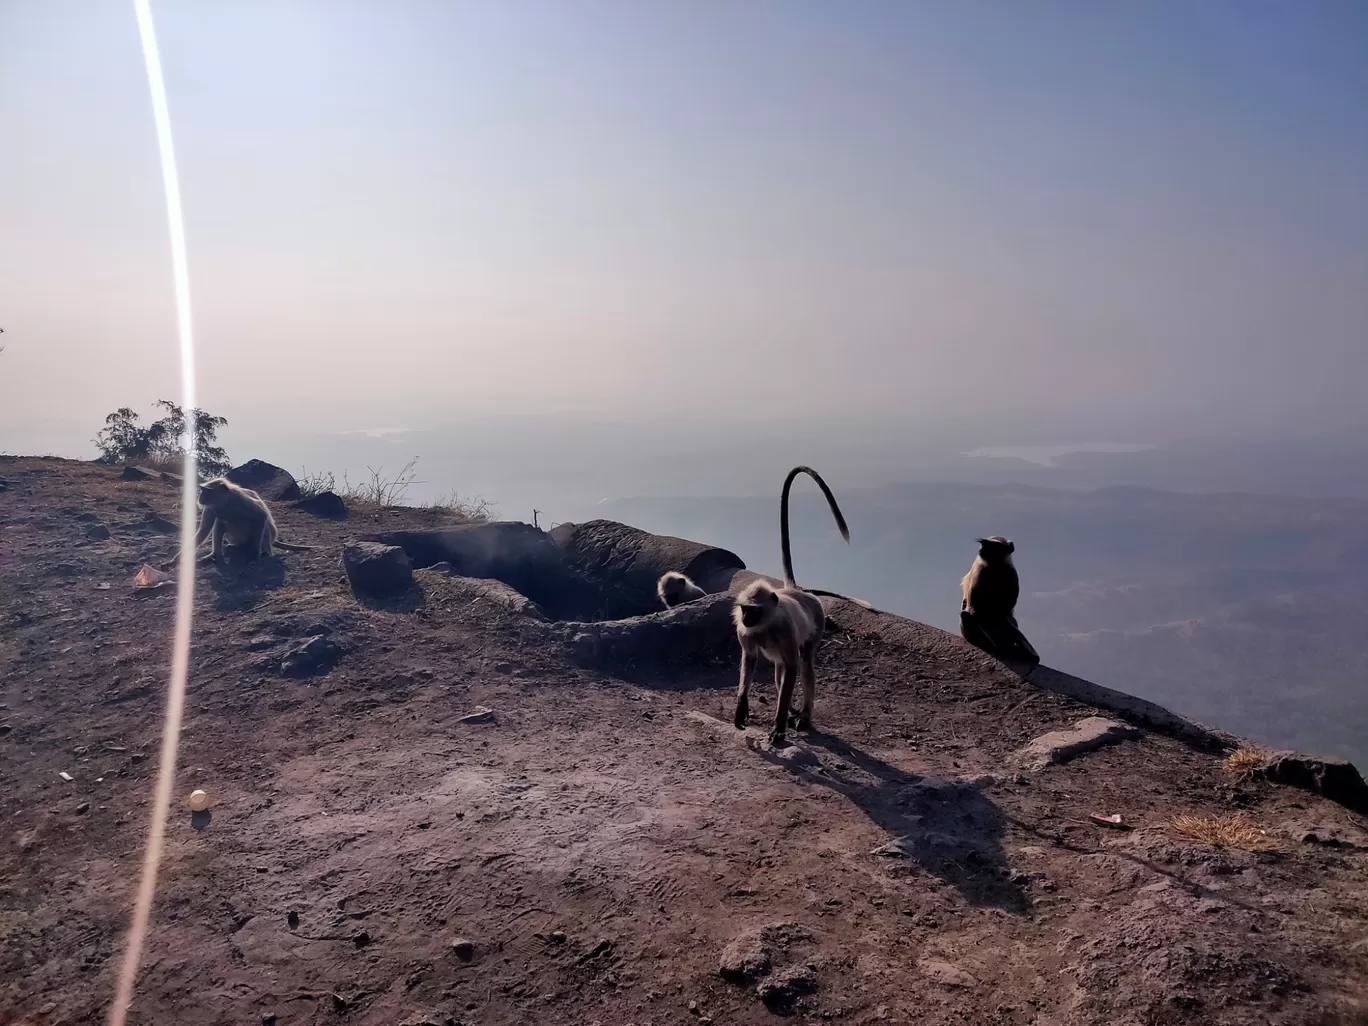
[342,542,414,597]
[419,566,548,621]
[369,523,602,621]
[550,519,746,618]
[1262,752,1368,815]
[225,460,301,501]
[1013,717,1142,771]
[294,491,348,520]
[564,592,737,676]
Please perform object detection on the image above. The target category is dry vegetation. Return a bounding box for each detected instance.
[1222,745,1274,781]
[298,458,493,521]
[1172,813,1278,851]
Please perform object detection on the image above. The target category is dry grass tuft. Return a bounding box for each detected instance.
[1221,746,1274,781]
[424,490,495,523]
[1172,813,1276,851]
[295,468,337,499]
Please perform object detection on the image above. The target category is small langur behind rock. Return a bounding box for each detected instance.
[183,477,315,563]
[733,465,851,746]
[657,570,707,609]
[959,536,1039,667]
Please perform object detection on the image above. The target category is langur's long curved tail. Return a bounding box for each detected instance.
[779,465,850,587]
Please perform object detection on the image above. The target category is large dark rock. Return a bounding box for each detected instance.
[342,542,414,597]
[564,592,737,676]
[121,465,156,481]
[294,491,348,520]
[550,519,746,618]
[225,460,301,501]
[369,523,603,621]
[1263,752,1368,815]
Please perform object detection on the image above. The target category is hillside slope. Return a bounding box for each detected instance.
[2,457,1366,1026]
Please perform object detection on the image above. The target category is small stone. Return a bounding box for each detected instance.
[262,1014,277,1026]
[918,958,978,988]
[280,635,342,678]
[75,801,91,815]
[1012,717,1141,771]
[287,910,300,930]
[756,966,816,1013]
[459,707,495,725]
[450,937,475,961]
[688,999,699,1014]
[718,935,771,983]
[244,636,277,652]
[86,524,111,541]
[353,931,371,949]
[549,930,567,944]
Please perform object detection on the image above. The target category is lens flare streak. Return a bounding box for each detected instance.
[109,3,200,1024]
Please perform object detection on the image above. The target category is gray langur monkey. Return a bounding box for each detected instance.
[185,478,315,562]
[733,465,850,746]
[657,570,707,609]
[959,536,1040,667]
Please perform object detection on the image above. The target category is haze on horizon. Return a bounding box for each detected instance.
[2,0,1366,452]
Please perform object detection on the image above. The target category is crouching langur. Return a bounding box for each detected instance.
[657,570,707,608]
[182,477,315,563]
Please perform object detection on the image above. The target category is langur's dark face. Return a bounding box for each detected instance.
[738,588,779,628]
[199,480,230,506]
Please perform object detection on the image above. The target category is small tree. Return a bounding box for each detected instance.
[94,400,231,478]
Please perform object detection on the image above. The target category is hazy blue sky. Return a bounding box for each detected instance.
[2,0,1365,450]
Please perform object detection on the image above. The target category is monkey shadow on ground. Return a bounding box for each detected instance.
[204,555,287,612]
[761,730,1032,914]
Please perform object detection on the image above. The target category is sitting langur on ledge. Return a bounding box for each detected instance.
[959,536,1040,667]
[733,465,851,746]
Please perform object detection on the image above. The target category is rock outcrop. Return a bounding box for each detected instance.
[225,460,301,501]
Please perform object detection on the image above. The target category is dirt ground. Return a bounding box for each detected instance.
[2,456,1367,1026]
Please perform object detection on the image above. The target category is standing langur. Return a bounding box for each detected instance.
[733,465,850,746]
[959,536,1040,667]
[184,478,315,563]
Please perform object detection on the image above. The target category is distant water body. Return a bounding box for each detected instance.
[962,443,1157,467]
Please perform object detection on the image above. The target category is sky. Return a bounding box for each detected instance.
[1,0,1366,454]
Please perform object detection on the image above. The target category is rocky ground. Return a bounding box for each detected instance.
[2,456,1367,1026]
